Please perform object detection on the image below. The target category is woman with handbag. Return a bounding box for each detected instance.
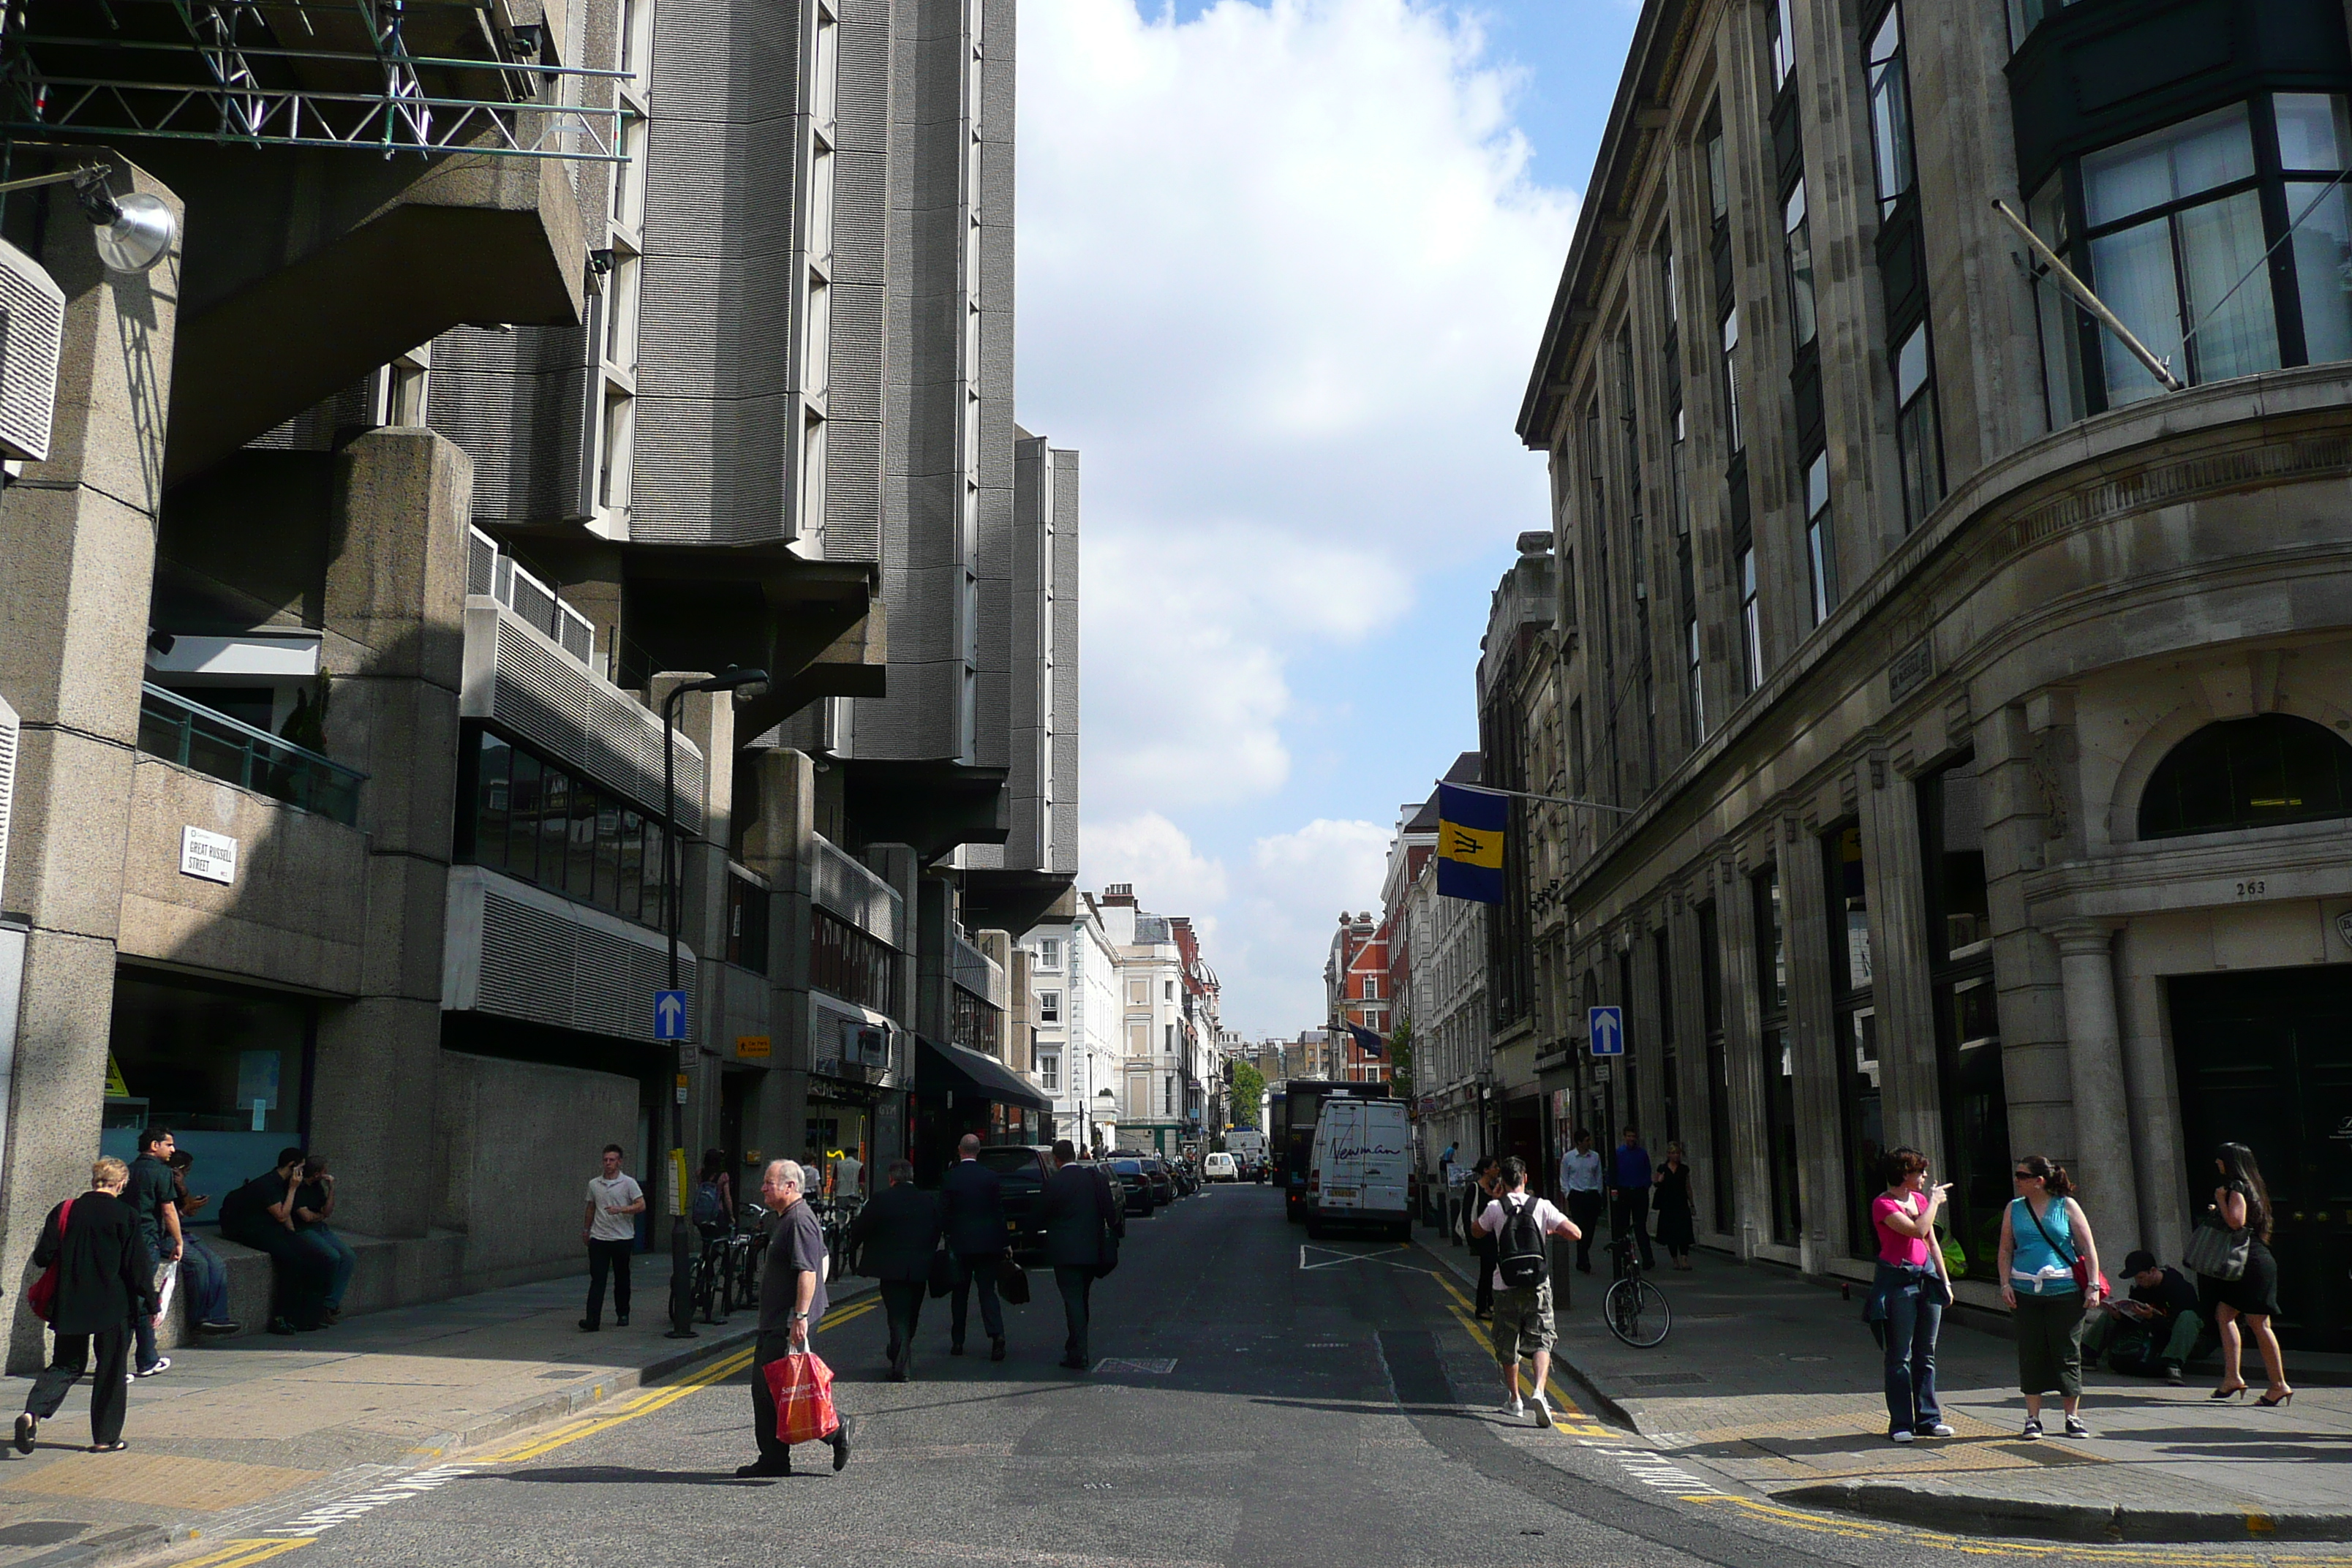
[15,1158,161,1455]
[2193,1142,2289,1407]
[1996,1153,2105,1440]
[1866,1148,1955,1444]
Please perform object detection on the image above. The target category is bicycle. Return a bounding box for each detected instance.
[723,1202,767,1313]
[693,1225,732,1324]
[1603,1237,1672,1348]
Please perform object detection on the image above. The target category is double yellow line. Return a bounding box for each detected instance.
[1416,1246,1610,1439]
[175,1542,309,1568]
[475,1295,881,1464]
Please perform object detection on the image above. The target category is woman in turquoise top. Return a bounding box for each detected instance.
[1997,1153,2106,1440]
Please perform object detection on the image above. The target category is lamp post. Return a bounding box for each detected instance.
[661,665,768,1340]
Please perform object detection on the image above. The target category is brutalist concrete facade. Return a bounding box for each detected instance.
[1515,0,2352,1349]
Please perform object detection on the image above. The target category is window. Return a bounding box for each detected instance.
[1685,618,1705,742]
[1920,754,2007,1281]
[1127,1023,1147,1055]
[1719,306,1744,453]
[1752,864,1799,1246]
[1654,927,1680,1148]
[460,728,668,930]
[1767,0,1795,92]
[1164,979,1175,1000]
[1783,181,1816,348]
[1039,1054,1059,1091]
[1824,824,1879,1259]
[1036,938,1063,969]
[1738,548,1763,692]
[1128,980,1147,1006]
[1036,990,1061,1024]
[1866,6,1914,219]
[603,249,641,372]
[1706,125,1729,223]
[1362,976,1380,1000]
[1164,1075,1174,1117]
[727,870,770,975]
[1164,1023,1175,1053]
[1803,452,1835,625]
[2138,713,2352,839]
[1893,323,1941,527]
[105,971,314,1201]
[598,390,634,511]
[811,906,897,1012]
[1698,902,1733,1228]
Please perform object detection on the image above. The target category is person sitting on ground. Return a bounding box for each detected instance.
[18,1158,161,1455]
[1474,1156,1581,1429]
[166,1150,239,1335]
[2084,1249,2202,1386]
[219,1147,330,1335]
[292,1156,358,1327]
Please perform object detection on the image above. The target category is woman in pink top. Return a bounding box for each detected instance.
[1867,1147,1955,1444]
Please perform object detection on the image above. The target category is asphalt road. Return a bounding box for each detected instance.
[183,1185,2337,1568]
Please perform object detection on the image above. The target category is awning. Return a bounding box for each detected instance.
[914,1035,1049,1113]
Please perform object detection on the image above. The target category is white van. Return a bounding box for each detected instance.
[1203,1151,1237,1181]
[1305,1098,1411,1240]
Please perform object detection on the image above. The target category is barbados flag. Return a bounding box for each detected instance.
[1436,782,1505,904]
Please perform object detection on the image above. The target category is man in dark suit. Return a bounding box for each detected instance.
[18,1157,162,1453]
[938,1134,1009,1360]
[848,1158,939,1382]
[1037,1140,1121,1371]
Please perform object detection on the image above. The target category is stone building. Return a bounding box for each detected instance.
[1388,753,1489,1172]
[0,0,1071,1360]
[1515,0,2352,1346]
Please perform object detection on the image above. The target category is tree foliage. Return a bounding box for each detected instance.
[1229,1060,1265,1128]
[1388,1017,1414,1101]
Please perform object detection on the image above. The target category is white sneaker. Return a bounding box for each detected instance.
[1531,1395,1555,1428]
[1888,1429,1915,1444]
[1918,1422,1954,1438]
[1501,1396,1524,1418]
[133,1357,170,1379]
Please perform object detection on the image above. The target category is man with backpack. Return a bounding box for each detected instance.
[1474,1156,1581,1427]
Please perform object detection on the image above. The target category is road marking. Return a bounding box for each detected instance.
[178,1542,311,1568]
[265,1465,477,1539]
[1411,1246,1605,1435]
[1580,1441,1722,1496]
[1299,1244,1427,1272]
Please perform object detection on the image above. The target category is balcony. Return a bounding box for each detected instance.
[136,683,366,825]
[469,527,595,668]
[810,832,903,950]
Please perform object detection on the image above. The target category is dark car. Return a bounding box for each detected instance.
[1138,1157,1177,1207]
[1106,1158,1154,1216]
[973,1144,1052,1256]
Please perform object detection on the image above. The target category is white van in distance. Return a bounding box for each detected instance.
[1305,1097,1411,1241]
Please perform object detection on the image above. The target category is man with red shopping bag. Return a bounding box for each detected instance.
[739,1159,851,1478]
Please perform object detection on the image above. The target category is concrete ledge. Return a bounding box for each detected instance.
[163,1229,546,1346]
[1776,1481,2352,1544]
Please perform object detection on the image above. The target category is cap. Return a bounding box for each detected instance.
[2122,1248,2157,1275]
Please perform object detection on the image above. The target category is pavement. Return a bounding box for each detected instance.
[0,1262,871,1568]
[1418,1210,2352,1542]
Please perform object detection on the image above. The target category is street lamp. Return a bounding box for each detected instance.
[661,665,769,1339]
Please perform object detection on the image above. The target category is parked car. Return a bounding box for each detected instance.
[1203,1152,1237,1182]
[1106,1158,1154,1216]
[973,1143,1052,1257]
[1138,1157,1176,1207]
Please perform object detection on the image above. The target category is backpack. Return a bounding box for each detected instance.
[691,1180,725,1227]
[1495,1194,1549,1288]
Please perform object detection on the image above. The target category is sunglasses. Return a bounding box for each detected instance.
[2012,1170,2039,1180]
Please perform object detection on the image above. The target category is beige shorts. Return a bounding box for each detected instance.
[1490,1280,1556,1364]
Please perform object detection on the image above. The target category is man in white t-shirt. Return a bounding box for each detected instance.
[1477,1156,1581,1427]
[581,1145,647,1332]
[834,1152,865,1202]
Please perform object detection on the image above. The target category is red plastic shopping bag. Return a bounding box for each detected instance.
[764,1352,840,1446]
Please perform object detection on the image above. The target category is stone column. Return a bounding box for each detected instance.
[0,163,181,1371]
[2046,921,2138,1238]
[310,429,473,1246]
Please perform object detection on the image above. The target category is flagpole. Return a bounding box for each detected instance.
[1441,780,1638,816]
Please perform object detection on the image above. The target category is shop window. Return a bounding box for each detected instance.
[1919,753,2008,1281]
[2138,713,2352,839]
[1824,823,1880,1259]
[104,971,312,1213]
[1752,864,1801,1246]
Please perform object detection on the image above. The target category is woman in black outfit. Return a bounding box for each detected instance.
[2199,1142,2290,1407]
[16,1158,161,1454]
[1651,1142,1696,1269]
[1468,1158,1501,1319]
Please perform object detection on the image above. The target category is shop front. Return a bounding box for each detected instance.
[911,1036,1050,1184]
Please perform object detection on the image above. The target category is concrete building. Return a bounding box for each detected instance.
[0,0,1073,1360]
[1514,0,2352,1346]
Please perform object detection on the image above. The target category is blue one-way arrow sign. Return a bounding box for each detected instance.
[655,990,689,1041]
[1588,1005,1624,1058]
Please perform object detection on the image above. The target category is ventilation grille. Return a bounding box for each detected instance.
[491,613,704,832]
[0,693,18,899]
[478,889,672,1041]
[0,240,65,462]
[810,831,902,946]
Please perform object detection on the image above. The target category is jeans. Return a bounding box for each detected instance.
[584,1238,633,1325]
[181,1235,232,1326]
[26,1328,129,1447]
[297,1226,358,1311]
[1874,1263,1943,1433]
[1567,1191,1605,1270]
[1053,1265,1095,1362]
[129,1236,165,1371]
[223,1221,329,1330]
[2084,1308,2201,1373]
[1610,1191,1655,1272]
[950,1251,1005,1343]
[879,1281,925,1357]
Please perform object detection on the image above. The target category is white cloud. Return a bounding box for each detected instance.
[1080,811,1232,913]
[1025,0,1575,817]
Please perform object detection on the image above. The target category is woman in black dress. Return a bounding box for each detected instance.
[1651,1142,1696,1269]
[2198,1142,2290,1406]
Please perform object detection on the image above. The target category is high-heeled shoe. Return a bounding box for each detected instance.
[2256,1390,2293,1409]
[2209,1383,2249,1401]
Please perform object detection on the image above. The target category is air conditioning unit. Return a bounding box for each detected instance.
[0,239,66,463]
[0,691,18,901]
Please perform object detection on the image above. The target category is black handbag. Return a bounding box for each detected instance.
[926,1246,953,1299]
[996,1251,1030,1305]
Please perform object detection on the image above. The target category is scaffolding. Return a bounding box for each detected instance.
[0,0,627,160]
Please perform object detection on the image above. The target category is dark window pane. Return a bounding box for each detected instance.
[644,820,668,931]
[540,766,570,894]
[569,783,600,900]
[2141,714,2352,837]
[508,752,543,883]
[595,798,624,913]
[617,810,644,919]
[475,734,513,873]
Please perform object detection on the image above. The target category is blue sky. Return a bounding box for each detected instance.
[1018,0,1639,1036]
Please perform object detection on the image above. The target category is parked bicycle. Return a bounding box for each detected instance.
[1605,1236,1672,1348]
[723,1202,767,1313]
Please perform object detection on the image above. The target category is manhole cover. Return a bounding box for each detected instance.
[1095,1357,1177,1375]
[1627,1372,1707,1386]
